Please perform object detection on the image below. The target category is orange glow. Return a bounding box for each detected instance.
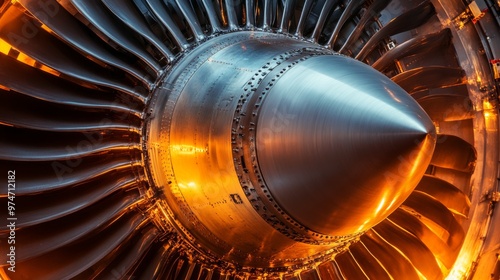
[0,39,60,77]
[0,267,10,280]
[374,197,387,215]
[0,38,10,54]
[483,99,494,110]
[40,23,52,33]
[171,144,207,155]
[17,52,36,66]
[179,181,197,189]
[446,251,473,280]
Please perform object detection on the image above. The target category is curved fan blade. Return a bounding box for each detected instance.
[174,0,206,40]
[416,175,471,217]
[348,241,392,280]
[0,89,141,132]
[1,156,142,195]
[101,0,173,61]
[294,0,315,37]
[3,172,138,226]
[327,0,367,48]
[317,261,343,279]
[356,1,435,61]
[15,208,148,280]
[0,127,139,161]
[16,0,153,86]
[413,85,474,122]
[372,28,451,71]
[309,0,340,42]
[0,8,145,102]
[201,0,225,33]
[402,191,466,251]
[133,243,179,279]
[278,0,296,33]
[0,189,140,261]
[144,0,189,50]
[68,0,163,75]
[333,251,369,280]
[387,208,459,269]
[371,219,443,279]
[359,231,421,280]
[0,54,143,114]
[391,66,465,94]
[432,134,477,173]
[91,225,159,279]
[338,0,392,55]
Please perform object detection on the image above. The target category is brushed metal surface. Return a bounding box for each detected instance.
[147,30,437,266]
[148,32,343,267]
[256,54,436,236]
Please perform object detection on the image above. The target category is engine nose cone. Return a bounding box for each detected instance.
[148,31,436,268]
[256,55,436,236]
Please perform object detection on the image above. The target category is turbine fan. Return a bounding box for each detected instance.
[0,0,498,279]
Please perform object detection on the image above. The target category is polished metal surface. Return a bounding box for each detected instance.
[0,0,498,279]
[148,33,346,267]
[146,28,436,268]
[256,55,436,236]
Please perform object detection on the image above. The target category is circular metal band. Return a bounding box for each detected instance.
[146,33,266,263]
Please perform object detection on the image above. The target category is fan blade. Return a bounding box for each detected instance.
[69,0,162,75]
[200,0,224,33]
[356,1,435,61]
[360,232,421,280]
[0,8,145,102]
[334,252,369,280]
[310,0,340,42]
[279,0,296,32]
[391,66,465,93]
[175,0,206,40]
[372,28,451,72]
[145,0,189,49]
[402,191,465,252]
[416,175,471,217]
[0,89,141,132]
[92,226,159,279]
[1,156,142,195]
[101,0,173,61]
[372,220,443,279]
[295,0,314,37]
[1,189,140,261]
[327,0,367,48]
[348,241,392,280]
[413,85,474,121]
[339,0,392,54]
[16,0,152,86]
[432,134,477,173]
[14,207,147,280]
[0,54,142,115]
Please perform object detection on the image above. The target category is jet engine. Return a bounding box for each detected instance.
[0,0,499,279]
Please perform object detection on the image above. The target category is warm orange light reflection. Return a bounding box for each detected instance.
[483,99,494,110]
[0,38,60,76]
[171,144,207,155]
[446,251,473,280]
[374,197,387,215]
[0,38,10,54]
